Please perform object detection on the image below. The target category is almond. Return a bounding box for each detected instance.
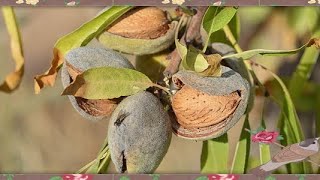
[170,66,250,140]
[98,7,177,55]
[172,85,241,128]
[107,7,169,39]
[61,47,134,121]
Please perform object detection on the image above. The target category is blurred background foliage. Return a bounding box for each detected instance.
[0,7,319,173]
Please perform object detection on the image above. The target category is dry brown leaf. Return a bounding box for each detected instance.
[308,38,320,49]
[33,6,133,94]
[0,7,24,93]
[33,48,63,94]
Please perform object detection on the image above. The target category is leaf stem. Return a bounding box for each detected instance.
[152,83,172,96]
[76,158,98,173]
[223,25,242,53]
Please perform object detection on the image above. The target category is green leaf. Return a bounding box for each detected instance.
[96,149,111,173]
[259,144,271,165]
[185,46,210,72]
[222,38,319,60]
[49,177,63,180]
[119,176,130,180]
[150,174,160,180]
[201,134,229,173]
[210,11,240,46]
[202,7,237,50]
[281,30,320,174]
[230,115,250,173]
[78,139,111,174]
[256,126,265,133]
[62,67,153,99]
[195,176,209,180]
[267,71,309,173]
[288,30,320,103]
[296,174,306,180]
[316,92,320,137]
[34,6,133,94]
[3,174,14,180]
[265,175,276,180]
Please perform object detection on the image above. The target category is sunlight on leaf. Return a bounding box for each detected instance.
[33,6,133,94]
[62,67,153,99]
[210,13,240,46]
[185,46,209,72]
[202,7,237,51]
[0,7,24,93]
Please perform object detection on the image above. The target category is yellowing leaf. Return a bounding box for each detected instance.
[0,7,24,93]
[201,54,222,77]
[62,67,153,99]
[185,46,210,72]
[33,6,133,94]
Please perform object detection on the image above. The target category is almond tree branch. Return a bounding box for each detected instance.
[163,7,208,79]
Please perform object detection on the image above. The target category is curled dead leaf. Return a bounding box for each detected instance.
[33,6,132,94]
[201,54,222,76]
[34,48,63,94]
[308,38,320,49]
[0,7,25,93]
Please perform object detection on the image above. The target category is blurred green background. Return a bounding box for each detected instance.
[0,7,319,173]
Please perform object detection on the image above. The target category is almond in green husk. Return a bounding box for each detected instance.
[61,47,134,121]
[98,7,177,55]
[108,91,172,173]
[171,66,250,141]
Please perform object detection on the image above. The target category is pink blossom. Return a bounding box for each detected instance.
[251,130,279,144]
[62,174,93,180]
[208,174,240,180]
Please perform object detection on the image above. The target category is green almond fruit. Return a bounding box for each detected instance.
[108,91,172,173]
[97,7,177,55]
[171,66,250,140]
[61,47,134,121]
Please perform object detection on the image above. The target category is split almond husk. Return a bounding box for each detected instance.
[98,7,177,55]
[61,47,134,121]
[171,66,250,140]
[108,91,172,173]
[210,42,254,111]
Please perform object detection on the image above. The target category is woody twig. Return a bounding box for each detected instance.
[163,6,208,78]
